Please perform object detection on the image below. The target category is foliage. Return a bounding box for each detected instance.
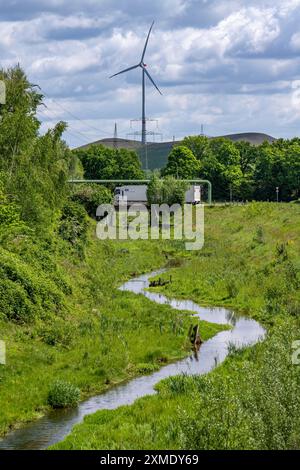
[200,138,243,200]
[47,380,80,408]
[0,174,30,243]
[254,139,300,201]
[0,66,42,175]
[147,174,188,205]
[0,278,34,323]
[70,184,112,218]
[181,136,210,161]
[0,66,72,233]
[147,172,164,205]
[163,146,200,180]
[166,135,300,202]
[58,201,89,257]
[0,246,67,324]
[38,319,76,348]
[179,323,300,450]
[75,145,144,181]
[162,176,188,206]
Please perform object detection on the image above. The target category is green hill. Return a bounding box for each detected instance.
[76,132,276,170]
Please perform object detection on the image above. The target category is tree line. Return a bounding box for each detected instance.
[163,136,300,202]
[74,135,300,203]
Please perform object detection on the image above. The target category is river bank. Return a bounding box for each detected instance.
[1,270,256,449]
[52,203,300,450]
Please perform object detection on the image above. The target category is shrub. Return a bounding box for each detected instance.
[0,247,66,323]
[47,380,80,408]
[147,174,188,206]
[39,320,76,347]
[164,374,189,395]
[59,201,89,257]
[71,184,112,218]
[0,278,34,323]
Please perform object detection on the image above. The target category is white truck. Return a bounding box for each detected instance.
[114,185,201,205]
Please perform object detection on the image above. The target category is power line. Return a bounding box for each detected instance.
[39,88,129,138]
[36,109,92,146]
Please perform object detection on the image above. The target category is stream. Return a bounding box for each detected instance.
[0,269,265,450]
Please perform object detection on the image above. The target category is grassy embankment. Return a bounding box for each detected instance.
[0,222,224,437]
[52,203,300,450]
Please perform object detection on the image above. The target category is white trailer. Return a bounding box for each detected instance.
[114,185,148,205]
[114,184,201,205]
[185,185,201,204]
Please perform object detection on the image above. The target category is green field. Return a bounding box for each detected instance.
[51,203,300,450]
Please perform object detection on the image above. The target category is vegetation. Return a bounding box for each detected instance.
[0,66,225,436]
[48,380,80,409]
[166,135,300,202]
[74,145,144,181]
[70,184,112,218]
[0,226,224,435]
[162,146,200,180]
[1,65,300,451]
[147,174,188,206]
[52,204,300,450]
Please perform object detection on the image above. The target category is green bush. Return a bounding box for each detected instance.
[0,247,66,323]
[47,380,80,408]
[161,374,190,395]
[71,184,112,218]
[0,278,34,323]
[39,319,76,347]
[59,201,89,257]
[147,174,188,205]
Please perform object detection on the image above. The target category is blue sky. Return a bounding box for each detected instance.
[1,0,300,147]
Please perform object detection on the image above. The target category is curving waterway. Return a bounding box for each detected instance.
[0,269,265,450]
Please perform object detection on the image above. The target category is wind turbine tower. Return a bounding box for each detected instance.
[110,21,162,145]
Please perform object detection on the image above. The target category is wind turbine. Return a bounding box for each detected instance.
[110,21,162,146]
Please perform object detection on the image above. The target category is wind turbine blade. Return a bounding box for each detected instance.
[141,21,154,62]
[109,64,139,79]
[144,68,162,95]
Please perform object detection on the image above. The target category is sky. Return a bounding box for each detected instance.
[1,0,300,147]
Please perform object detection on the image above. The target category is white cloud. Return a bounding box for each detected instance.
[1,0,300,145]
[290,32,300,51]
